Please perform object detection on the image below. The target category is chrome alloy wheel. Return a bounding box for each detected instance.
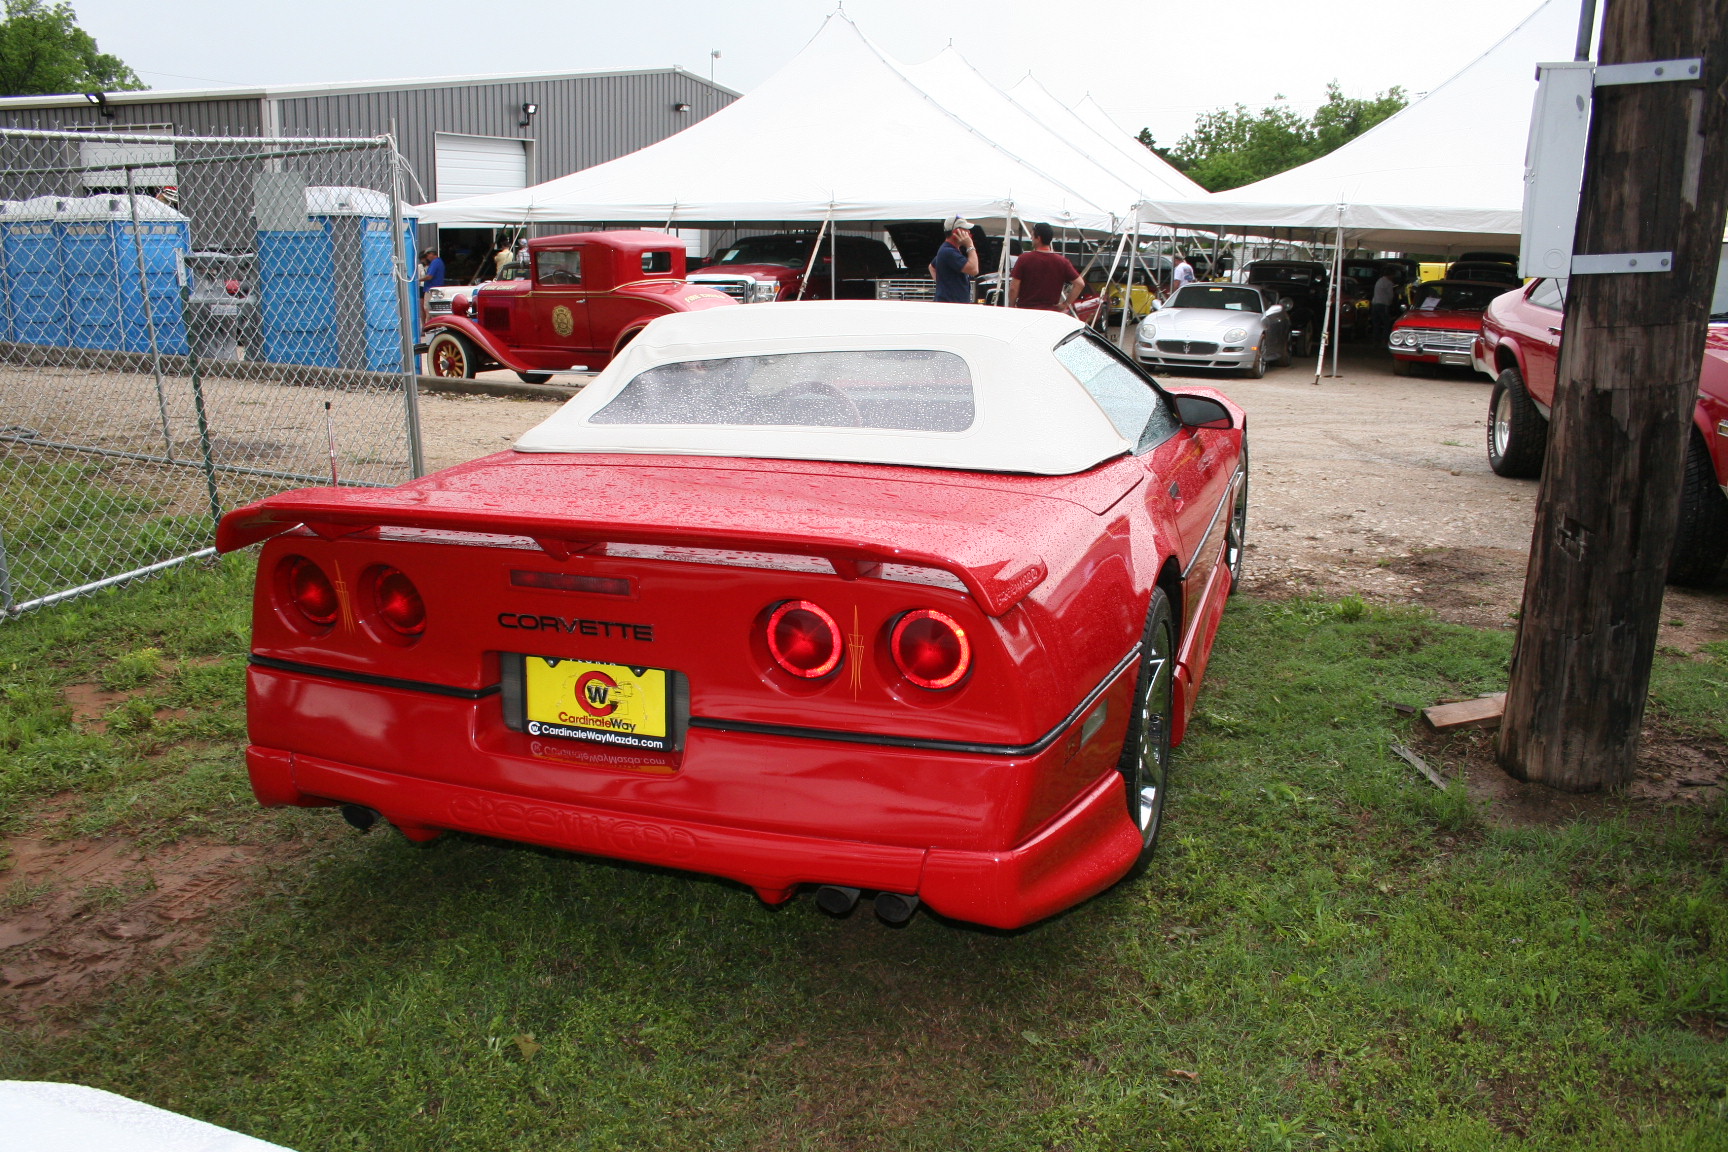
[1224,461,1248,590]
[1129,618,1174,849]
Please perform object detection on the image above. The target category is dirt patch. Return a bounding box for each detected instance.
[60,683,137,733]
[1406,717,1728,828]
[416,382,579,473]
[0,826,292,1027]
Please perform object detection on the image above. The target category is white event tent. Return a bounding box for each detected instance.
[414,14,1157,233]
[1056,92,1207,201]
[1134,0,1581,253]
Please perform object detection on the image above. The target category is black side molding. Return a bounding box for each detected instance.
[248,654,500,700]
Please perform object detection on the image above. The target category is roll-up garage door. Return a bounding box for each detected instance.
[434,134,529,200]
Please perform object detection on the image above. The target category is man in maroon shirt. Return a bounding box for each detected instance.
[1009,222,1086,312]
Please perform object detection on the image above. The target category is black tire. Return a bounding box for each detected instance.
[1668,429,1728,586]
[427,330,478,379]
[1273,332,1293,368]
[1293,330,1311,359]
[516,371,553,385]
[1119,587,1177,875]
[1486,366,1547,479]
[1225,449,1249,594]
[1245,348,1266,379]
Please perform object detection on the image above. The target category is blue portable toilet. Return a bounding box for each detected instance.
[0,201,10,343]
[57,194,190,355]
[2,196,68,347]
[255,185,416,370]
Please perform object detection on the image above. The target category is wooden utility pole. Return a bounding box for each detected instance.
[1498,0,1728,790]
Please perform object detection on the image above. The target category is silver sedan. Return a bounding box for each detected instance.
[1134,284,1294,377]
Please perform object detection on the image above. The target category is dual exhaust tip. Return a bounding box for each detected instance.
[815,884,920,925]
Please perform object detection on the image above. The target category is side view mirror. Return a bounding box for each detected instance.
[1264,304,1283,316]
[1174,394,1234,430]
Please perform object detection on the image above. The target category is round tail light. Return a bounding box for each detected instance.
[766,600,842,679]
[284,556,338,628]
[372,567,426,637]
[891,609,970,689]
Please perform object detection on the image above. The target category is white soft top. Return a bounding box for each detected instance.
[514,301,1134,476]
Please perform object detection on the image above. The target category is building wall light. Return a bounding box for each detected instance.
[673,102,691,113]
[518,101,538,127]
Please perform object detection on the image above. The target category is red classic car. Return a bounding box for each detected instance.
[1388,280,1513,375]
[1475,278,1728,585]
[688,232,905,303]
[689,229,1105,323]
[423,231,736,383]
[215,302,1247,929]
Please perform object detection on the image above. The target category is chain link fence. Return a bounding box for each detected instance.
[0,128,424,618]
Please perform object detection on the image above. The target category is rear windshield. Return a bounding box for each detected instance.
[1412,281,1506,312]
[589,350,975,432]
[712,237,810,268]
[1170,285,1263,311]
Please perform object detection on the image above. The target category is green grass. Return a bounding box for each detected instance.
[0,454,217,603]
[0,552,307,844]
[2,566,1726,1150]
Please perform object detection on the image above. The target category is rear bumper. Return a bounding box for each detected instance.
[247,743,1142,929]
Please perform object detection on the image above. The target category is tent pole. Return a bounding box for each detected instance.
[1330,226,1343,377]
[1095,220,1132,332]
[830,208,839,300]
[795,211,831,301]
[1118,222,1138,353]
[996,204,1014,306]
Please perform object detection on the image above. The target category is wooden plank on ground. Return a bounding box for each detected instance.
[1423,693,1506,732]
[1390,743,1448,790]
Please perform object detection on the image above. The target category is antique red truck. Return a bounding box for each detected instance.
[423,231,737,382]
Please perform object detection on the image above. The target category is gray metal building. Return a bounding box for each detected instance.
[0,67,736,278]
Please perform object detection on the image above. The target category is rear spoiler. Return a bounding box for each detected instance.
[216,487,1048,617]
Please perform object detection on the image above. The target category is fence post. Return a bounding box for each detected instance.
[0,527,15,615]
[387,129,425,479]
[124,165,178,462]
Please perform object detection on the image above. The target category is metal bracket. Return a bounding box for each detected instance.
[1571,251,1673,275]
[1593,58,1702,87]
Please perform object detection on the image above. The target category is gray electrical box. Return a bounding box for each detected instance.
[1520,61,1594,280]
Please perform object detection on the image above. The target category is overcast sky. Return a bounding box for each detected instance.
[70,0,1556,146]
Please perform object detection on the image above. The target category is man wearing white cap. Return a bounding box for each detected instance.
[929,215,980,303]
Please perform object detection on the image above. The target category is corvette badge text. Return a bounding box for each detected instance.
[498,612,653,641]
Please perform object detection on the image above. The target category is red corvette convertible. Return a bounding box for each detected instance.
[216,302,1247,929]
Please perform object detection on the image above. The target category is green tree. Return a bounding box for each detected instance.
[1135,127,1188,172]
[0,0,143,98]
[1309,81,1407,154]
[1146,82,1407,192]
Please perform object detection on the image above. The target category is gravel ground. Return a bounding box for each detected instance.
[1157,345,1728,650]
[416,347,1728,650]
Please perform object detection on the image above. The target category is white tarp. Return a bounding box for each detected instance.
[890,50,1154,220]
[0,1081,294,1152]
[1135,0,1580,252]
[1055,90,1208,201]
[415,16,1119,231]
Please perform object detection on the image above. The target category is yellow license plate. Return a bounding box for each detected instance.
[523,657,671,751]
